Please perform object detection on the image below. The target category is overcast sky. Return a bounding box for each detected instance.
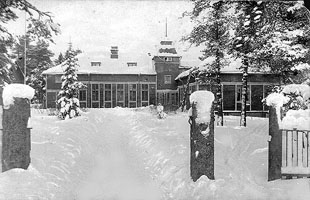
[9,0,200,60]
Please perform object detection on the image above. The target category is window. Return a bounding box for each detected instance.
[117,84,125,107]
[127,62,137,67]
[164,75,172,84]
[223,85,235,110]
[129,84,137,108]
[165,57,172,62]
[236,85,250,111]
[104,84,112,108]
[91,62,101,67]
[251,85,264,111]
[79,90,87,108]
[141,84,149,106]
[55,75,62,83]
[92,84,99,108]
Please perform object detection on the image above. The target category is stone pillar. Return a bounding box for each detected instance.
[2,98,31,172]
[189,102,215,181]
[268,106,282,181]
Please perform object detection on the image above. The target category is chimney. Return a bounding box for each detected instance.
[111,46,118,59]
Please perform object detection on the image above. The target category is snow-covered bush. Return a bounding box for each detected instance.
[57,45,86,120]
[266,84,310,130]
[57,97,81,120]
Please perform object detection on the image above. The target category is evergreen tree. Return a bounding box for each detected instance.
[57,44,85,120]
[185,0,231,126]
[54,53,65,65]
[12,36,54,102]
[0,0,60,85]
[232,0,264,127]
[253,1,310,84]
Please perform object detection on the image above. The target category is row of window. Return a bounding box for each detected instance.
[180,83,270,112]
[78,83,150,108]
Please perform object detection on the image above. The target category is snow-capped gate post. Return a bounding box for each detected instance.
[1,84,34,172]
[188,91,215,181]
[268,105,282,181]
[265,92,289,181]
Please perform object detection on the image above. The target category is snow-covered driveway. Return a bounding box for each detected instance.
[75,109,161,200]
[0,107,310,200]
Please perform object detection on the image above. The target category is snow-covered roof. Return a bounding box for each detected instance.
[43,52,156,75]
[176,57,243,80]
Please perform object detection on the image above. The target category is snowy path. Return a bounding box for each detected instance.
[75,110,162,200]
[1,108,310,200]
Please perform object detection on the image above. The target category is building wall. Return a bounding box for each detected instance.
[45,74,156,108]
[153,56,180,90]
[177,73,281,116]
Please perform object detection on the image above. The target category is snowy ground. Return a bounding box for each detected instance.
[0,107,310,200]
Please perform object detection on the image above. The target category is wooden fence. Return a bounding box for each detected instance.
[281,129,310,178]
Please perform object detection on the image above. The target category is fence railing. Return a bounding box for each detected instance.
[281,129,310,176]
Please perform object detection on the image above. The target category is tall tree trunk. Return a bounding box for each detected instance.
[215,50,223,126]
[181,71,192,112]
[240,57,248,127]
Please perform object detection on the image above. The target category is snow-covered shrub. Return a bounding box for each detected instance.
[265,84,310,112]
[57,97,81,120]
[266,84,310,130]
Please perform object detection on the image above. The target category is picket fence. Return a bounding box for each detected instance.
[281,129,310,178]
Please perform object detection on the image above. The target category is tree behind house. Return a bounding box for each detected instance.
[57,45,85,120]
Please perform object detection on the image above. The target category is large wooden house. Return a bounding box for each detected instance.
[43,38,185,109]
[43,38,281,115]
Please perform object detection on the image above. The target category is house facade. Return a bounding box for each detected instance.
[43,39,281,114]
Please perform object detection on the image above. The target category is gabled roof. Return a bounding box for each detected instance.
[42,52,156,75]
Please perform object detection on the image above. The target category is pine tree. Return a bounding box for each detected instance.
[54,53,65,65]
[57,44,85,120]
[232,0,264,127]
[0,0,59,85]
[12,37,54,102]
[185,0,231,126]
[254,1,310,84]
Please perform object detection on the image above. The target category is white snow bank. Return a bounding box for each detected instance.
[281,109,310,130]
[2,84,35,109]
[189,91,214,124]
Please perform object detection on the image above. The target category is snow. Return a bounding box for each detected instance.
[189,91,214,124]
[42,52,156,75]
[0,108,310,199]
[282,84,310,102]
[265,93,290,108]
[281,109,310,130]
[287,1,304,13]
[293,63,310,71]
[2,84,35,109]
[266,84,310,130]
